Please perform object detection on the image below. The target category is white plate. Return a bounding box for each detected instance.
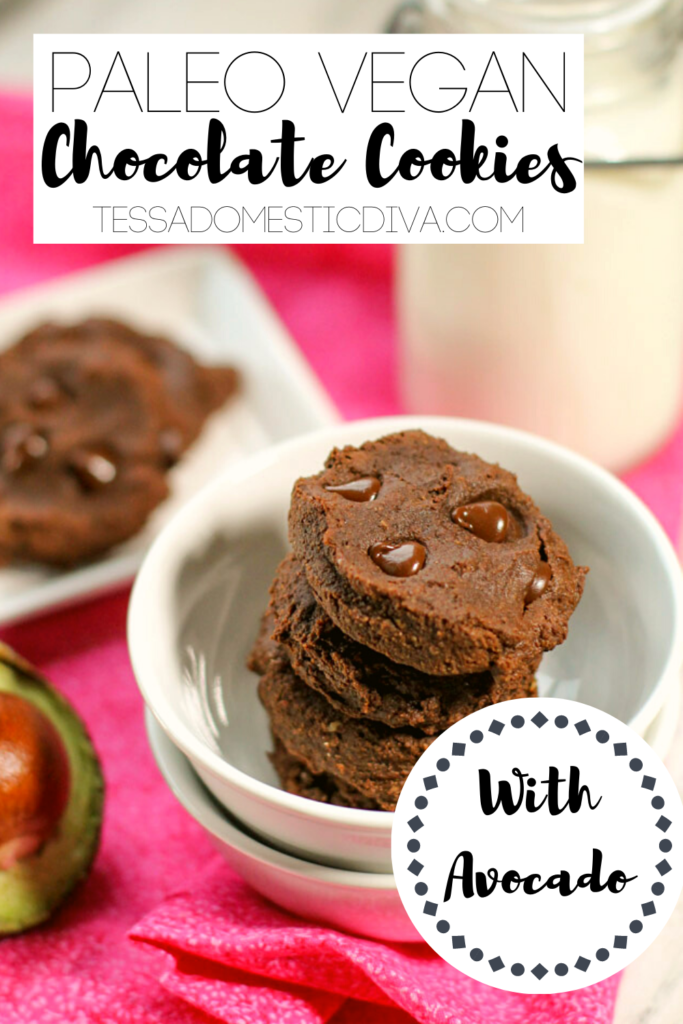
[129,415,683,872]
[145,709,418,942]
[144,694,679,941]
[0,247,338,625]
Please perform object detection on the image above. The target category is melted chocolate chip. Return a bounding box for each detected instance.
[27,377,62,410]
[70,449,118,491]
[524,561,552,606]
[1,425,49,474]
[452,501,509,543]
[159,427,183,468]
[325,477,381,502]
[369,541,426,577]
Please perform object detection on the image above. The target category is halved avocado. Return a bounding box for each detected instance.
[0,642,104,935]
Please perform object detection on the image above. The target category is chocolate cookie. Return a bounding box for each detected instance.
[0,341,172,565]
[259,661,536,811]
[14,319,238,465]
[270,738,380,810]
[0,318,238,565]
[289,430,586,682]
[251,555,535,734]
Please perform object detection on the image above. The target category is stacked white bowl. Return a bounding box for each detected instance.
[128,416,683,941]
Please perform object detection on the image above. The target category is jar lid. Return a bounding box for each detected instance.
[428,0,675,33]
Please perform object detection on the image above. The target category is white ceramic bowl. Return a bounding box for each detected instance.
[129,416,683,873]
[145,709,418,942]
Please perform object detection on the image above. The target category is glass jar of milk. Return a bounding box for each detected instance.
[397,0,683,470]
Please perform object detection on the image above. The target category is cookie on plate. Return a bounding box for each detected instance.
[289,430,586,683]
[0,341,171,565]
[12,319,238,466]
[0,318,238,565]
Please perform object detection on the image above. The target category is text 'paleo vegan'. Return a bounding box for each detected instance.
[40,48,581,195]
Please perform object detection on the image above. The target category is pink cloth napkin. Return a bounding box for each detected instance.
[130,866,620,1024]
[0,90,681,1023]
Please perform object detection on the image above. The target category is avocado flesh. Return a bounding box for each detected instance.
[0,647,104,935]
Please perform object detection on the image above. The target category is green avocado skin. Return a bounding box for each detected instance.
[0,646,104,936]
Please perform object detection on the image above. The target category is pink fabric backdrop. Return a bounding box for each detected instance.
[0,91,680,1023]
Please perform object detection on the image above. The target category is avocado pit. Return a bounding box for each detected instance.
[0,692,71,869]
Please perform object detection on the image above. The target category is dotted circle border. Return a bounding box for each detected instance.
[404,709,672,982]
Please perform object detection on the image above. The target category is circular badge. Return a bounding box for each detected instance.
[392,698,682,993]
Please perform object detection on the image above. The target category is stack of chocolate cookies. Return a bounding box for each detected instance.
[249,430,586,811]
